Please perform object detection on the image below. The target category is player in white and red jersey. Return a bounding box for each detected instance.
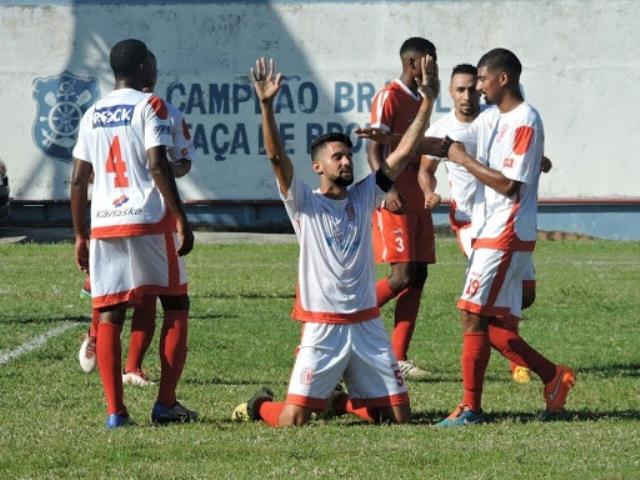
[71,39,197,429]
[424,63,548,384]
[368,37,439,379]
[232,56,443,427]
[434,49,575,426]
[78,51,196,387]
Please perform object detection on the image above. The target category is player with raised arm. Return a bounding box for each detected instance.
[433,49,575,426]
[232,56,441,427]
[368,37,439,379]
[71,39,197,428]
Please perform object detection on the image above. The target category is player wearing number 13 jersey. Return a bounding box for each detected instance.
[71,39,197,428]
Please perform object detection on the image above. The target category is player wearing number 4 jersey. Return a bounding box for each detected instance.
[434,49,575,426]
[78,50,196,387]
[71,39,197,428]
[232,56,443,427]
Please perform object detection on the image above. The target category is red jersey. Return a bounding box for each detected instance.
[370,79,423,211]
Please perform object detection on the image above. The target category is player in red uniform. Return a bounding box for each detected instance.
[368,37,439,378]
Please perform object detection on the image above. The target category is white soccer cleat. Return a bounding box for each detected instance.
[398,360,429,380]
[78,334,97,373]
[122,369,153,387]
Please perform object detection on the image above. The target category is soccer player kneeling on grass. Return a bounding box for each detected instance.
[232,56,444,427]
[71,38,197,429]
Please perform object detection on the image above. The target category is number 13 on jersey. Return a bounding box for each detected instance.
[106,135,129,188]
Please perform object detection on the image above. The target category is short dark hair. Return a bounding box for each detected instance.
[477,48,522,78]
[400,37,437,61]
[310,132,352,161]
[451,63,477,78]
[110,39,148,78]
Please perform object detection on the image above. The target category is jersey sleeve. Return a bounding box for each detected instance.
[144,95,173,150]
[277,172,312,220]
[425,122,444,161]
[71,112,92,163]
[500,118,540,185]
[369,88,394,132]
[167,107,195,162]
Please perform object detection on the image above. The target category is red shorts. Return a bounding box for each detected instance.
[372,207,435,264]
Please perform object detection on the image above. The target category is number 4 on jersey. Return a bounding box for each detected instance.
[106,135,129,188]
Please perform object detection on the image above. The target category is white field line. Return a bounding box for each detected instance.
[0,321,84,366]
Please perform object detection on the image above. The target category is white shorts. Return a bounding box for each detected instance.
[456,227,536,289]
[457,248,531,320]
[90,232,187,309]
[286,318,410,410]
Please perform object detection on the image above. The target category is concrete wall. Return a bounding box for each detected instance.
[1,0,638,206]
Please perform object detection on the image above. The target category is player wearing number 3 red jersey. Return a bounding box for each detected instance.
[71,39,197,428]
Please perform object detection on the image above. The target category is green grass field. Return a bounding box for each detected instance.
[0,238,639,479]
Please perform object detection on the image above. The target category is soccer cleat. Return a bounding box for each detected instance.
[544,365,576,413]
[315,384,347,420]
[231,387,274,422]
[398,360,429,380]
[106,413,131,429]
[435,404,486,427]
[512,366,532,384]
[122,369,153,387]
[78,334,97,373]
[151,401,199,424]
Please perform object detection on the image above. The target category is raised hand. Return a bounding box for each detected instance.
[415,55,440,100]
[251,57,283,103]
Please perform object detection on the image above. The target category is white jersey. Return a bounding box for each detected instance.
[280,172,386,324]
[73,88,173,239]
[426,108,486,227]
[166,101,195,163]
[469,102,543,250]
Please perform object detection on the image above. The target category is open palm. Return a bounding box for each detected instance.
[251,57,283,103]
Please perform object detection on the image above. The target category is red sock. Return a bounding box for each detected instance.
[157,310,188,406]
[257,401,286,427]
[391,287,422,361]
[376,278,397,307]
[461,332,491,413]
[488,323,556,384]
[96,322,126,415]
[125,296,156,373]
[334,395,376,423]
[89,308,100,338]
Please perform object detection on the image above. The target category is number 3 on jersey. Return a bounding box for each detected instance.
[106,135,129,188]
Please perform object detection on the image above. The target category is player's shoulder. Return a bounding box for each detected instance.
[519,102,542,123]
[428,110,456,133]
[141,92,170,120]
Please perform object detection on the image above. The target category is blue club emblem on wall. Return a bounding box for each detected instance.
[32,71,100,161]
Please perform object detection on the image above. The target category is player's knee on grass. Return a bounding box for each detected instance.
[159,294,189,312]
[278,404,312,427]
[388,404,411,424]
[522,286,536,310]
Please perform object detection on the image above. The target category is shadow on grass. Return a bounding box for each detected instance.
[194,292,295,300]
[0,315,90,325]
[182,376,289,387]
[411,409,640,425]
[578,363,640,378]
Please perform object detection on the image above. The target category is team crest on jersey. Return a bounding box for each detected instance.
[345,202,356,222]
[32,71,100,161]
[300,368,314,385]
